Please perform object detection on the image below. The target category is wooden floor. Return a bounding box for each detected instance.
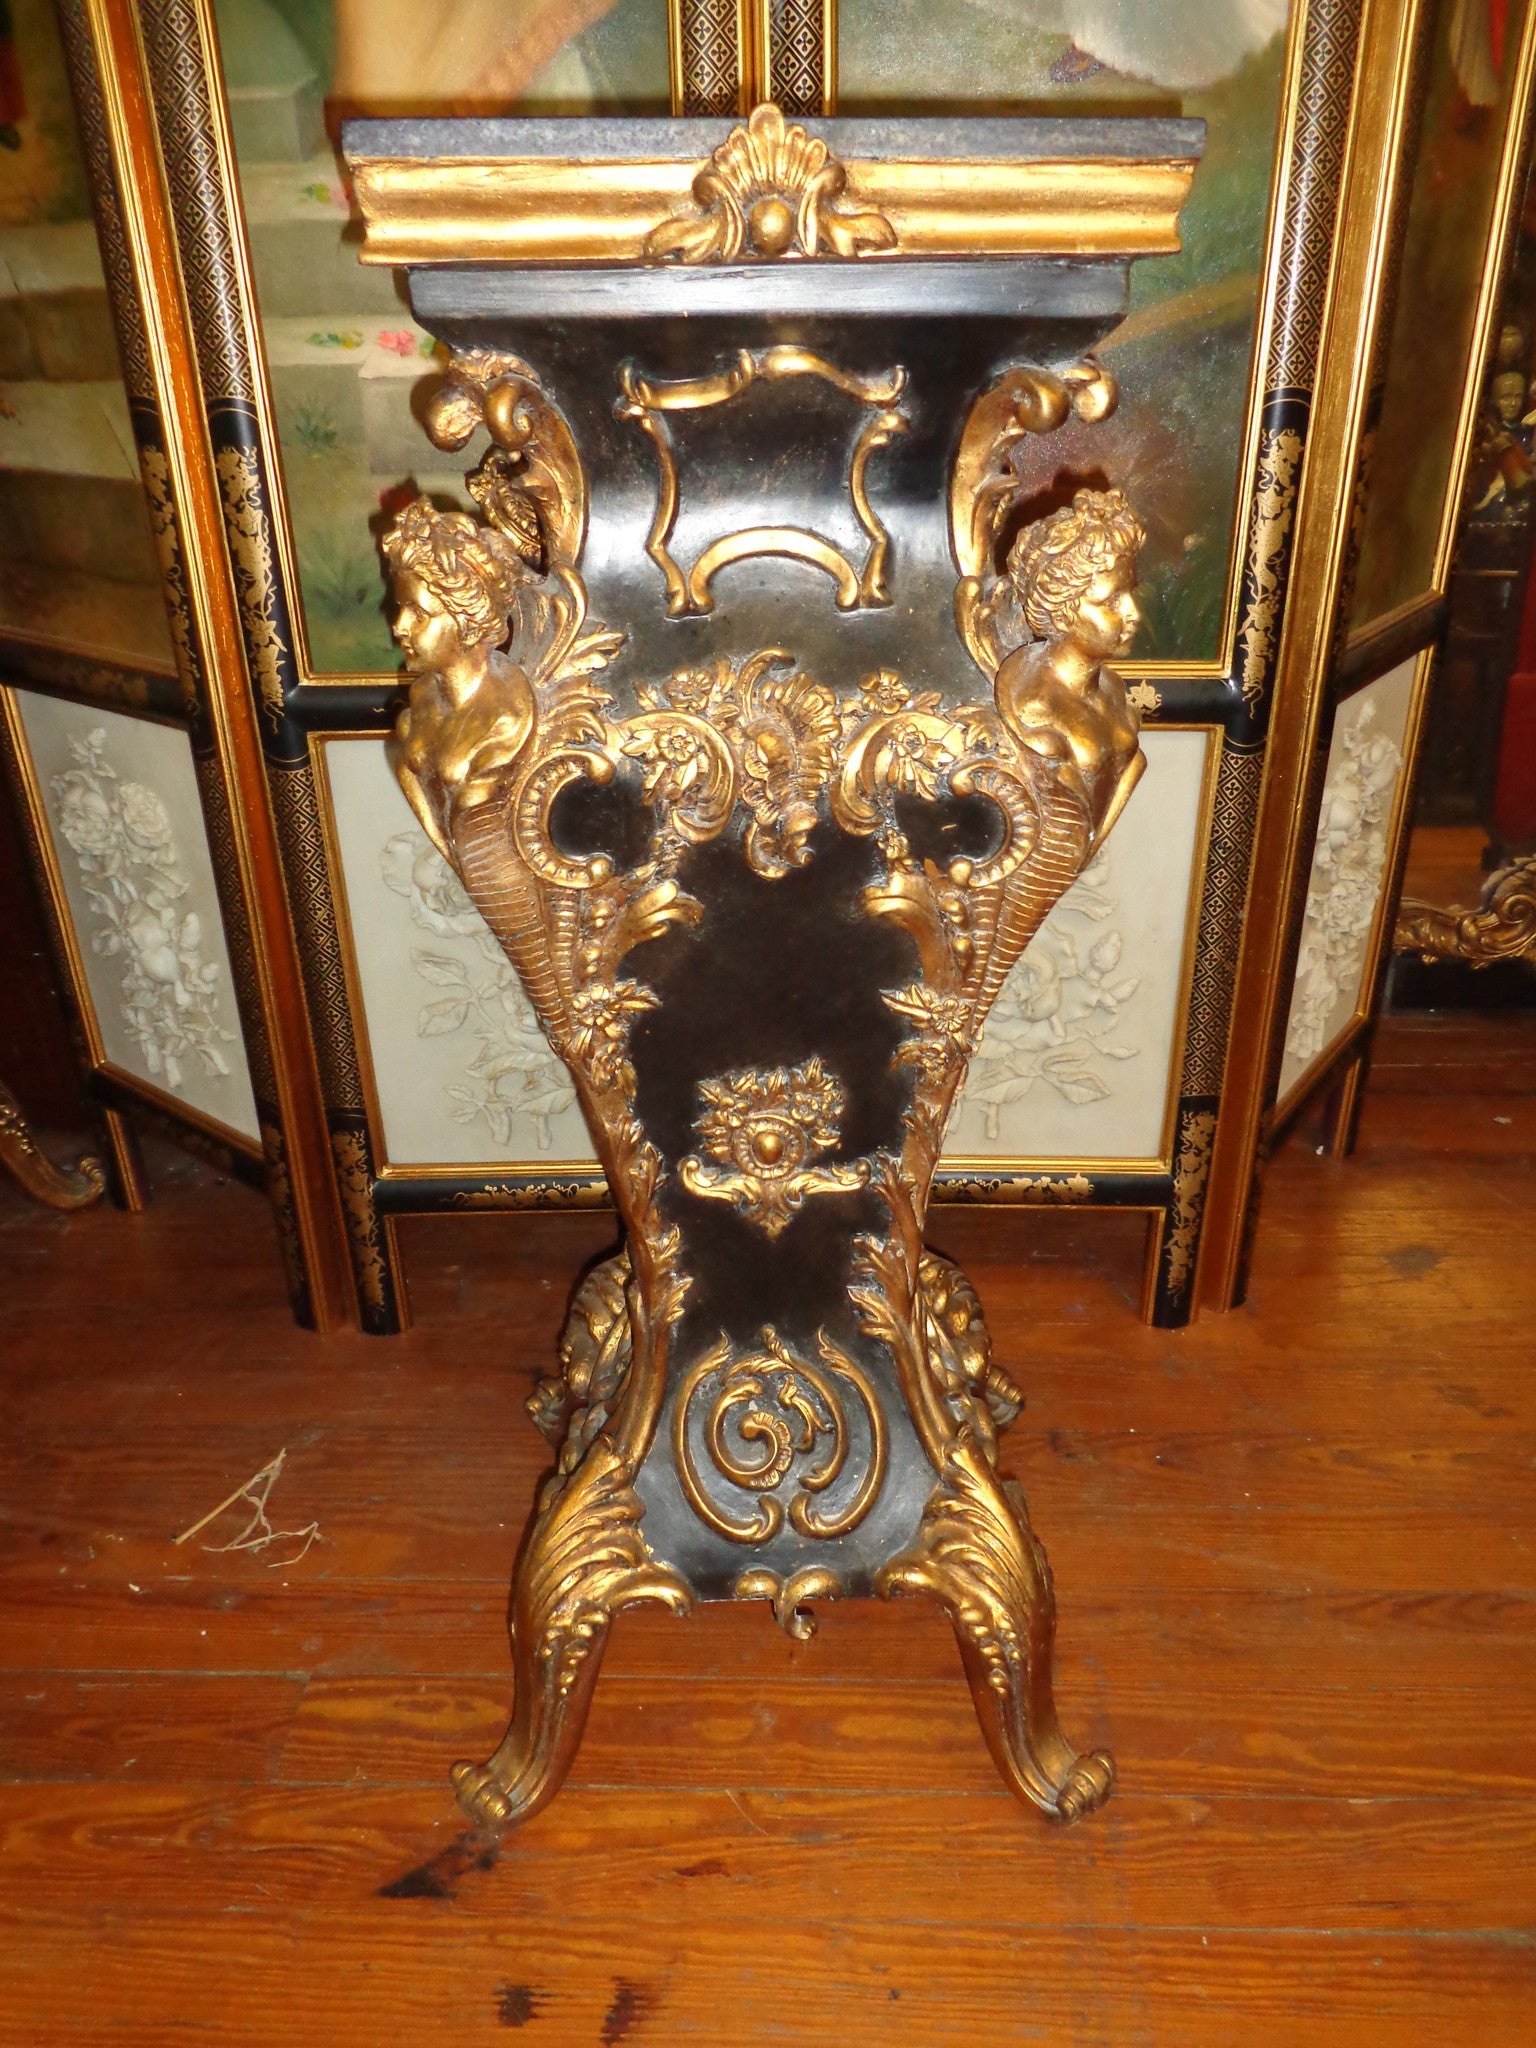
[2,1010,1534,2045]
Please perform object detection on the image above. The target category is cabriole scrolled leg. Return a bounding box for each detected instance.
[451,1435,690,1835]
[878,1432,1114,1824]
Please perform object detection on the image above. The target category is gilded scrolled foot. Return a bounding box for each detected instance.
[450,1434,689,1837]
[0,1080,106,1211]
[877,1432,1113,1824]
[1055,1750,1115,1825]
[449,1759,514,1831]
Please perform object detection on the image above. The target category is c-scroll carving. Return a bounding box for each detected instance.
[383,377,721,1835]
[950,359,1118,677]
[616,347,908,615]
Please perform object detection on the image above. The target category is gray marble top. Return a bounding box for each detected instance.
[343,113,1206,166]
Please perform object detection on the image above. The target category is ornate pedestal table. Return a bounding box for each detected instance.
[344,106,1203,1834]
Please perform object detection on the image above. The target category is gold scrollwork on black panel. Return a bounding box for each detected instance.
[674,1326,888,1543]
[616,346,908,616]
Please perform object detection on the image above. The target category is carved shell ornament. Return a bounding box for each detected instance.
[644,102,897,264]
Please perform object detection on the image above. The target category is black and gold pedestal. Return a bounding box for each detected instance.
[344,106,1202,1833]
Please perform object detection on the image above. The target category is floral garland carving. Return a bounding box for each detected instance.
[50,727,239,1096]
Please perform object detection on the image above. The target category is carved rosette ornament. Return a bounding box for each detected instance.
[382,342,1146,1837]
[680,1057,870,1234]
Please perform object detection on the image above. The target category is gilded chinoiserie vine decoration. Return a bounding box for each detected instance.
[0,1079,105,1211]
[382,348,1143,1832]
[616,347,908,615]
[49,727,240,1096]
[331,1127,388,1319]
[643,101,896,264]
[1007,1172,1093,1202]
[1163,1106,1216,1297]
[137,446,200,720]
[213,446,286,723]
[1396,853,1536,968]
[679,1057,870,1235]
[1235,425,1304,711]
[674,1326,888,1543]
[949,359,1119,677]
[1286,698,1403,1069]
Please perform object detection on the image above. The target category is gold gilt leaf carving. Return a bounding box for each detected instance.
[679,1056,870,1235]
[380,356,1145,1834]
[644,102,896,263]
[1396,854,1536,966]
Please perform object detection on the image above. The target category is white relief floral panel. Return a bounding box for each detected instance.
[15,690,260,1142]
[1277,657,1416,1105]
[326,729,1208,1172]
[950,728,1210,1161]
[323,739,595,1167]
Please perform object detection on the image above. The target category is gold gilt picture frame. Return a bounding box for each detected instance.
[1200,0,1536,1309]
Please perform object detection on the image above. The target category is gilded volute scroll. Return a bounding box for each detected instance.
[352,104,1203,1843]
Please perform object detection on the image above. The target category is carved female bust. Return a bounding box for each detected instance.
[381,497,538,858]
[995,485,1147,853]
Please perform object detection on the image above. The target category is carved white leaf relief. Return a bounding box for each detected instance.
[380,830,576,1150]
[51,728,236,1094]
[1285,699,1404,1068]
[961,847,1142,1139]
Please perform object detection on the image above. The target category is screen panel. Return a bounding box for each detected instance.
[12,687,261,1143]
[1350,0,1534,628]
[0,0,174,672]
[213,0,671,676]
[836,0,1295,665]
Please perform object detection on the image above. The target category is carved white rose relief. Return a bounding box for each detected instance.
[380,830,577,1150]
[51,729,237,1094]
[1285,699,1404,1070]
[961,846,1142,1140]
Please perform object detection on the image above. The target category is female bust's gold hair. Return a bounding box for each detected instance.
[382,496,526,650]
[1007,487,1146,638]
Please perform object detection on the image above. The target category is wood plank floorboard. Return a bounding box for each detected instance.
[1,1007,1533,2043]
